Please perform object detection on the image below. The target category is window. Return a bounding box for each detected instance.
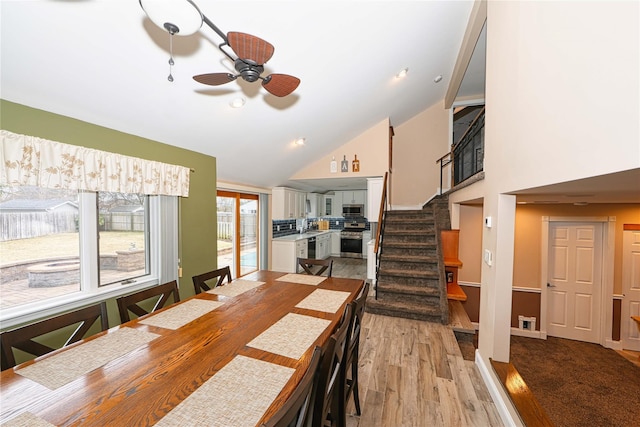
[1,130,187,328]
[0,186,177,329]
[97,192,150,286]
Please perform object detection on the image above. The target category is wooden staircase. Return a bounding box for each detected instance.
[365,207,448,323]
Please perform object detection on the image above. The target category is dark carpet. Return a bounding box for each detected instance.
[509,335,640,427]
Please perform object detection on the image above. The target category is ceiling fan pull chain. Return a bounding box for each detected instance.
[167,31,175,82]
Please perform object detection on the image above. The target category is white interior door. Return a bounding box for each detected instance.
[621,227,640,351]
[547,222,602,343]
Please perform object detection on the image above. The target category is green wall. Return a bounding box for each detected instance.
[1,99,218,327]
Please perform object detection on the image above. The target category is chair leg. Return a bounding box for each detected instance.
[351,355,361,416]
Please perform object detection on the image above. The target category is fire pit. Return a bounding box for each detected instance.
[27,261,80,288]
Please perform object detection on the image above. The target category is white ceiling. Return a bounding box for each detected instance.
[3,1,636,205]
[0,0,481,193]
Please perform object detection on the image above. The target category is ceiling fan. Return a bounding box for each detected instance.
[139,0,300,98]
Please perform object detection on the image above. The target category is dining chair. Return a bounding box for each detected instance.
[311,303,354,427]
[297,258,333,277]
[261,346,322,427]
[191,265,232,294]
[338,282,370,426]
[0,302,109,371]
[116,280,180,323]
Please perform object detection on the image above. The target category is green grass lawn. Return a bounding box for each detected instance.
[1,233,234,265]
[0,232,146,264]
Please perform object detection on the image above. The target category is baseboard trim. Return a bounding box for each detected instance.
[475,351,522,427]
[605,339,623,350]
[510,327,543,339]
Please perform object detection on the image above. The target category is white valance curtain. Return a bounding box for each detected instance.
[1,130,190,197]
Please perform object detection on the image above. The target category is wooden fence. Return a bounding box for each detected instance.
[0,212,77,241]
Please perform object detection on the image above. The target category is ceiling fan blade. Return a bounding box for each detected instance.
[227,32,274,65]
[262,74,301,97]
[193,73,236,86]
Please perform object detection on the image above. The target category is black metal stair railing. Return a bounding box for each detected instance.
[437,106,485,194]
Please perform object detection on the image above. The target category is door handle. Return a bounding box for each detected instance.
[547,283,556,287]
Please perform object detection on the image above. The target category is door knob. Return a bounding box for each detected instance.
[547,282,556,287]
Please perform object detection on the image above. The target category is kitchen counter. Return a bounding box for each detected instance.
[273,230,336,241]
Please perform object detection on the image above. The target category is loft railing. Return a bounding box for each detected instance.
[438,106,485,194]
[373,172,388,299]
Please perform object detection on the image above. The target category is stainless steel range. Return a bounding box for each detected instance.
[340,220,366,258]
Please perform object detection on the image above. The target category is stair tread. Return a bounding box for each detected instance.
[365,297,444,321]
[376,282,441,296]
[379,268,439,278]
[381,254,438,262]
[383,241,436,248]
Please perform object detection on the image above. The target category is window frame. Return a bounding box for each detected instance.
[0,193,178,330]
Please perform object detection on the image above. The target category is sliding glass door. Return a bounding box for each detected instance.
[217,191,259,278]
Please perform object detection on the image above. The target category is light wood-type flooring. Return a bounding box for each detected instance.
[329,257,503,427]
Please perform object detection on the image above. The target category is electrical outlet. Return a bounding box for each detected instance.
[277,225,280,231]
[290,224,293,229]
[336,221,339,225]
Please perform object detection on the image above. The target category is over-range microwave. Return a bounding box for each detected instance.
[342,204,364,218]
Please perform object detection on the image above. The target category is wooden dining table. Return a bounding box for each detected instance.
[0,270,364,427]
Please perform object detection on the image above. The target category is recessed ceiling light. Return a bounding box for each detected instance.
[294,138,306,146]
[434,75,443,83]
[395,68,409,79]
[230,97,246,108]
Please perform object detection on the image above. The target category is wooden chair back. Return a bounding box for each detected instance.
[116,280,180,323]
[340,281,370,422]
[1,302,109,371]
[312,303,353,427]
[261,346,322,427]
[192,266,232,294]
[297,257,333,277]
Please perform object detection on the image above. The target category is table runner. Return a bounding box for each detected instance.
[275,273,326,286]
[139,299,224,330]
[206,279,265,298]
[1,412,55,427]
[155,355,294,427]
[295,289,351,313]
[16,327,158,390]
[247,313,331,360]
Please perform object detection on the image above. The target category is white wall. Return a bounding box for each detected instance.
[290,118,389,180]
[393,102,450,208]
[476,0,640,364]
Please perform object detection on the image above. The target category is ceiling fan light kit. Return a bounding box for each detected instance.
[139,0,300,97]
[139,0,203,36]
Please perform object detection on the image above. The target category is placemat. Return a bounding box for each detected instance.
[295,289,351,313]
[247,313,331,360]
[275,273,326,286]
[16,327,159,390]
[139,299,224,330]
[1,412,55,427]
[155,355,294,427]
[206,279,265,298]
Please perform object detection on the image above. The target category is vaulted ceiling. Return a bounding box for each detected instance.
[0,0,484,192]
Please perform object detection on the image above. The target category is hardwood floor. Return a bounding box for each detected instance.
[329,257,504,427]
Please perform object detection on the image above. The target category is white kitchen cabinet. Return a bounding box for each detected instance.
[322,195,336,216]
[340,190,366,205]
[367,177,383,221]
[332,194,342,216]
[272,238,308,273]
[316,233,331,259]
[330,231,341,256]
[307,193,323,217]
[362,231,371,259]
[272,187,307,220]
